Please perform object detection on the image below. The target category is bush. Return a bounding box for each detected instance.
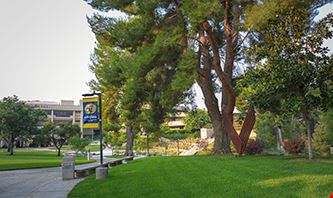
[313,124,330,157]
[283,139,305,154]
[244,140,264,155]
[68,135,92,154]
[321,108,333,146]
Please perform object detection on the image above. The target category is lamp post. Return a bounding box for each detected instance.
[82,91,103,165]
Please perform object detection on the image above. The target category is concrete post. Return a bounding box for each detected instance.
[62,155,75,180]
[96,167,108,179]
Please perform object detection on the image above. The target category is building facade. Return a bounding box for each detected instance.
[26,100,95,136]
[26,100,82,125]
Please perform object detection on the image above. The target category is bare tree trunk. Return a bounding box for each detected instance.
[196,29,225,155]
[125,126,134,156]
[303,110,314,160]
[276,126,285,152]
[57,148,61,157]
[9,134,14,155]
[221,109,231,154]
[197,74,224,155]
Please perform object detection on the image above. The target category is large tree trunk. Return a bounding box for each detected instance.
[196,30,225,155]
[57,148,61,157]
[197,77,224,154]
[221,108,231,154]
[303,110,315,160]
[125,126,134,156]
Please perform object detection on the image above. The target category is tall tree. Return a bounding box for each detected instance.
[45,122,80,156]
[0,96,46,155]
[241,5,333,159]
[85,0,331,155]
[86,1,195,155]
[85,0,257,155]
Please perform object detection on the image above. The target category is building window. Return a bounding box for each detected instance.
[53,111,73,117]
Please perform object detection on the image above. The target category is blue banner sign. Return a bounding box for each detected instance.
[82,97,99,128]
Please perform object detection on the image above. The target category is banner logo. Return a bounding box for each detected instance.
[85,103,96,115]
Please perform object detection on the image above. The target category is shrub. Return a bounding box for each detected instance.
[321,108,333,146]
[283,139,305,154]
[68,135,92,154]
[313,124,330,157]
[244,140,264,155]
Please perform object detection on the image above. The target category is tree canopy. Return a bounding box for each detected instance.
[0,96,46,155]
[84,0,332,156]
[240,5,333,159]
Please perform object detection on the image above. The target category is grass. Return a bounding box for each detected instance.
[69,156,333,198]
[85,145,101,152]
[0,149,95,171]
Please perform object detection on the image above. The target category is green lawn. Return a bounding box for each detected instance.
[86,145,101,152]
[69,156,333,198]
[0,149,95,171]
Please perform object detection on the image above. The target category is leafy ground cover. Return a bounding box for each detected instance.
[69,156,333,198]
[0,149,95,171]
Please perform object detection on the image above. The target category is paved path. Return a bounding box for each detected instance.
[0,167,83,198]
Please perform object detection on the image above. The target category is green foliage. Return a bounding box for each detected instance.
[254,112,276,147]
[104,130,126,148]
[313,124,330,156]
[255,112,306,148]
[30,128,51,147]
[245,0,317,31]
[184,109,211,131]
[180,0,222,32]
[0,95,46,154]
[68,135,92,154]
[321,108,333,145]
[241,11,333,113]
[86,0,198,145]
[240,7,333,159]
[44,122,80,156]
[163,129,199,140]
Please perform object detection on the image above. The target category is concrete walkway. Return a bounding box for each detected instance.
[0,167,83,198]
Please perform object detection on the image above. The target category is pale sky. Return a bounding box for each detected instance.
[0,1,332,108]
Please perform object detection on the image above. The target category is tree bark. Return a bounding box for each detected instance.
[196,30,225,154]
[125,126,134,156]
[303,110,314,160]
[197,3,255,155]
[276,126,285,152]
[197,76,225,154]
[9,134,14,155]
[57,148,61,157]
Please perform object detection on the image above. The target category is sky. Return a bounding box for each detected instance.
[0,1,332,108]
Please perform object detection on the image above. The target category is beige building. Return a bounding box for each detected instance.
[167,112,187,130]
[26,100,95,136]
[26,100,82,125]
